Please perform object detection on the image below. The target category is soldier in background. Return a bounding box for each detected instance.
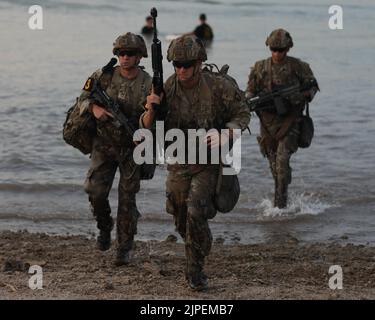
[141,35,250,291]
[193,13,214,43]
[246,29,319,209]
[77,33,151,265]
[141,16,155,37]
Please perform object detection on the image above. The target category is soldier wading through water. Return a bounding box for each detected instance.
[246,29,319,209]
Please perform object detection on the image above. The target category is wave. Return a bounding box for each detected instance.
[0,212,88,221]
[2,0,121,12]
[255,192,334,220]
[0,209,287,225]
[342,196,375,205]
[0,183,82,193]
[0,212,171,224]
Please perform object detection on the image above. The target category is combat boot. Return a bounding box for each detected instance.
[185,260,208,291]
[114,249,130,266]
[186,271,208,291]
[97,229,111,251]
[95,210,113,251]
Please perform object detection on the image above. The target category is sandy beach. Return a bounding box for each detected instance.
[0,230,374,300]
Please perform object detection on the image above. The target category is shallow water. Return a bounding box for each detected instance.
[1,0,374,244]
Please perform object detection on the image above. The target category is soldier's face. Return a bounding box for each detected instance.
[118,50,140,69]
[271,48,289,64]
[174,61,198,82]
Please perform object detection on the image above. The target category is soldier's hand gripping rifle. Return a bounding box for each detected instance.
[84,58,137,145]
[150,7,163,109]
[83,58,156,179]
[245,78,318,116]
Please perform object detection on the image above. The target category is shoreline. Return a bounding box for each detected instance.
[0,230,374,299]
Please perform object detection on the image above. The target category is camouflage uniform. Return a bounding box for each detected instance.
[143,35,250,289]
[246,29,318,208]
[77,33,151,261]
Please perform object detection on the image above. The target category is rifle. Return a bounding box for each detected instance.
[150,7,163,109]
[88,58,137,143]
[245,78,318,116]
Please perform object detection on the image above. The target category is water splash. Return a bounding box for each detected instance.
[256,192,333,219]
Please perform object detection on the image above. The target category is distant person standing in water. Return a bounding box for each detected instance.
[193,13,214,43]
[141,16,155,37]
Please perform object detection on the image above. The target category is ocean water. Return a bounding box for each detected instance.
[1,0,374,245]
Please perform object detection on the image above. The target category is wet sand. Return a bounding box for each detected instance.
[0,231,374,300]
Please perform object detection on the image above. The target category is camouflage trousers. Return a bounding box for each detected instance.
[260,122,300,208]
[166,164,219,277]
[84,137,141,253]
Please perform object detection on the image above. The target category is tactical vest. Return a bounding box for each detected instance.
[253,56,306,94]
[164,68,239,132]
[63,66,150,154]
[95,67,151,149]
[253,57,308,140]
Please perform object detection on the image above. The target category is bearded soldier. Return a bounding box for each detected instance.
[77,33,151,265]
[246,29,319,209]
[141,35,250,291]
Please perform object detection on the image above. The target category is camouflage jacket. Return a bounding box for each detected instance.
[151,71,251,166]
[78,66,152,148]
[162,71,250,132]
[246,56,318,137]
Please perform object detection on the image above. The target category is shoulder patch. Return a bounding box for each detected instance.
[83,77,94,92]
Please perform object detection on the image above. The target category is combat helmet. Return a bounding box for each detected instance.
[113,32,148,57]
[265,29,293,49]
[167,35,207,62]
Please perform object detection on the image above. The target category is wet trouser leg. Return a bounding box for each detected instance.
[185,167,218,277]
[166,166,218,280]
[116,159,141,254]
[84,138,117,233]
[267,150,278,206]
[273,124,299,208]
[166,169,191,241]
